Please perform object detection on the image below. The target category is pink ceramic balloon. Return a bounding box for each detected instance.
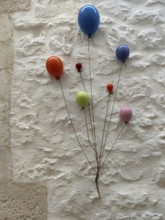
[120,107,133,123]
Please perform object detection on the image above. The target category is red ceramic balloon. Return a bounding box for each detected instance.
[107,83,113,94]
[46,56,63,80]
[76,63,82,73]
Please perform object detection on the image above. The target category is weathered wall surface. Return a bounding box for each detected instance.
[9,0,165,219]
[0,0,47,219]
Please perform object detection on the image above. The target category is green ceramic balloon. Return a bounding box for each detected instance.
[76,91,90,108]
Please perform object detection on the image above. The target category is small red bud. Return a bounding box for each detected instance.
[107,83,113,94]
[76,63,82,73]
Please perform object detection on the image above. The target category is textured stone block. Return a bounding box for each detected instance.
[0,70,10,148]
[0,0,31,13]
[0,102,10,148]
[0,69,11,100]
[0,42,13,69]
[155,165,165,187]
[0,148,12,181]
[0,115,10,185]
[0,182,47,220]
[0,14,12,42]
[0,57,11,181]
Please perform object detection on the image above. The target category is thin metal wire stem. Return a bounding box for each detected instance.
[95,167,101,198]
[83,108,95,151]
[100,63,123,165]
[87,38,101,197]
[59,79,96,173]
[79,68,95,151]
[87,37,97,151]
[100,123,125,169]
[87,103,95,146]
[80,72,86,92]
[99,94,111,165]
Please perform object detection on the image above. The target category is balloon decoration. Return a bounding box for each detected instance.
[76,91,90,108]
[120,107,133,123]
[78,5,100,37]
[44,4,134,198]
[76,63,82,73]
[107,83,114,94]
[46,56,63,80]
[116,45,130,63]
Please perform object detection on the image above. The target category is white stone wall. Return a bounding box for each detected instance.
[11,0,165,219]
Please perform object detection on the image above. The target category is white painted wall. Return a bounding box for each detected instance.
[11,0,165,219]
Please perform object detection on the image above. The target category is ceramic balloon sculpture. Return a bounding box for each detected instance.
[120,107,133,123]
[78,5,100,37]
[76,63,82,73]
[44,4,135,199]
[116,45,130,63]
[76,91,90,108]
[107,83,114,94]
[46,56,63,80]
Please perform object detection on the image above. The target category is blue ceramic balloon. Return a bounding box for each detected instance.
[78,5,100,37]
[116,45,130,63]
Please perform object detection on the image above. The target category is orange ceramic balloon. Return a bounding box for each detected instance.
[107,83,113,94]
[46,56,63,79]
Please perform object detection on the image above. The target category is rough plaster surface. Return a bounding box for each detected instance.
[10,0,165,219]
[0,182,47,220]
[0,0,47,219]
